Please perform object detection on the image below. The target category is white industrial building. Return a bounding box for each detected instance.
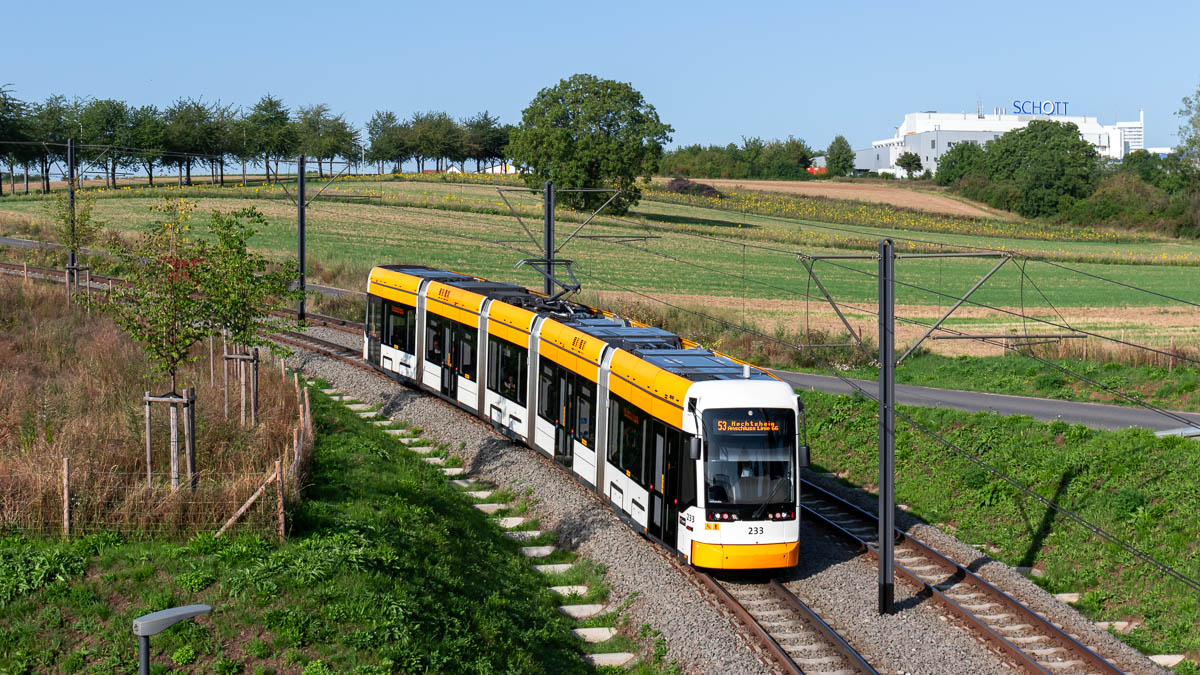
[855,105,1146,177]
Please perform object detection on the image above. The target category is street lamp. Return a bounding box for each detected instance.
[133,604,212,675]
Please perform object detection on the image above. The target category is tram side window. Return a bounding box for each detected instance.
[615,396,645,485]
[576,380,594,447]
[458,323,476,379]
[538,358,560,422]
[679,434,697,507]
[426,315,447,363]
[367,295,383,341]
[385,302,416,353]
[487,336,528,403]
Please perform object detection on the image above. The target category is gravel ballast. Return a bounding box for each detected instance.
[287,328,1166,674]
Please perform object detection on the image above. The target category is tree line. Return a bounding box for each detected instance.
[0,87,512,195]
[658,134,856,180]
[933,119,1200,234]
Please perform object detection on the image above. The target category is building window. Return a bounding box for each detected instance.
[931,140,936,149]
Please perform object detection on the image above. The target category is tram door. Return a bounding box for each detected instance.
[553,365,573,466]
[429,316,457,399]
[649,421,667,541]
[663,430,681,547]
[366,295,382,364]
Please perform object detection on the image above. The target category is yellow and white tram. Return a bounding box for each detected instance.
[364,265,809,569]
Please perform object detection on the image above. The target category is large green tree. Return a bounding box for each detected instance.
[985,120,1100,217]
[1178,79,1200,165]
[0,86,27,197]
[508,73,673,214]
[128,105,165,186]
[824,135,854,177]
[80,98,134,187]
[895,151,923,179]
[162,98,216,185]
[934,141,986,186]
[30,95,80,193]
[245,95,295,181]
[463,110,506,172]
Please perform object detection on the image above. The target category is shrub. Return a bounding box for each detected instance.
[301,661,335,675]
[171,645,197,666]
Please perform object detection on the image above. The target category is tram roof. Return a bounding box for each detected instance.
[373,264,771,383]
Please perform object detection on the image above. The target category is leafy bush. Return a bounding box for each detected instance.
[171,645,197,666]
[301,661,335,675]
[175,570,215,593]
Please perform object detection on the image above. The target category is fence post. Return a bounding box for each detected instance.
[62,456,70,539]
[275,459,285,543]
[144,391,152,486]
[209,336,215,386]
[1170,337,1175,372]
[303,388,313,440]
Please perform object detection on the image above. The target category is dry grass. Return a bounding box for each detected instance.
[0,276,303,537]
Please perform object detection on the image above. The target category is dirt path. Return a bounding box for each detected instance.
[654,177,999,219]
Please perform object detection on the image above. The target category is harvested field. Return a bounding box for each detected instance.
[654,176,999,218]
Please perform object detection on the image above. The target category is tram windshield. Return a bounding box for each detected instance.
[702,408,796,506]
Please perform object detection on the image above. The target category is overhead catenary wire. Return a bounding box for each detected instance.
[571,265,1200,597]
[299,188,1200,596]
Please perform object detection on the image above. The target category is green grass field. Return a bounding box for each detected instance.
[1,178,1197,313]
[0,388,600,674]
[805,389,1200,658]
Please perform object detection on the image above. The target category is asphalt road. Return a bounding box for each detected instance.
[772,370,1200,433]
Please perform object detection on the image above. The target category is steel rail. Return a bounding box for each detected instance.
[799,478,1121,675]
[693,572,803,674]
[766,580,878,674]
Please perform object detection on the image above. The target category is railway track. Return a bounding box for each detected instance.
[800,479,1121,675]
[695,571,876,675]
[267,325,877,675]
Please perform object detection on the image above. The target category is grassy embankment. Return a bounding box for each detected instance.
[1,383,677,673]
[804,389,1200,661]
[0,277,296,535]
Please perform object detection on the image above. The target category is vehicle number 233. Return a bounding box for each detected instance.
[748,526,764,535]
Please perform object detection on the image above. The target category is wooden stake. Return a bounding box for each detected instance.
[23,262,27,279]
[62,457,70,539]
[185,388,197,490]
[223,335,229,421]
[275,459,285,543]
[251,348,260,425]
[293,427,300,472]
[144,391,152,486]
[209,336,215,386]
[239,357,247,427]
[169,401,179,491]
[1170,336,1175,372]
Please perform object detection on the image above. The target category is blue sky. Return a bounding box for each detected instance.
[7,0,1198,150]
